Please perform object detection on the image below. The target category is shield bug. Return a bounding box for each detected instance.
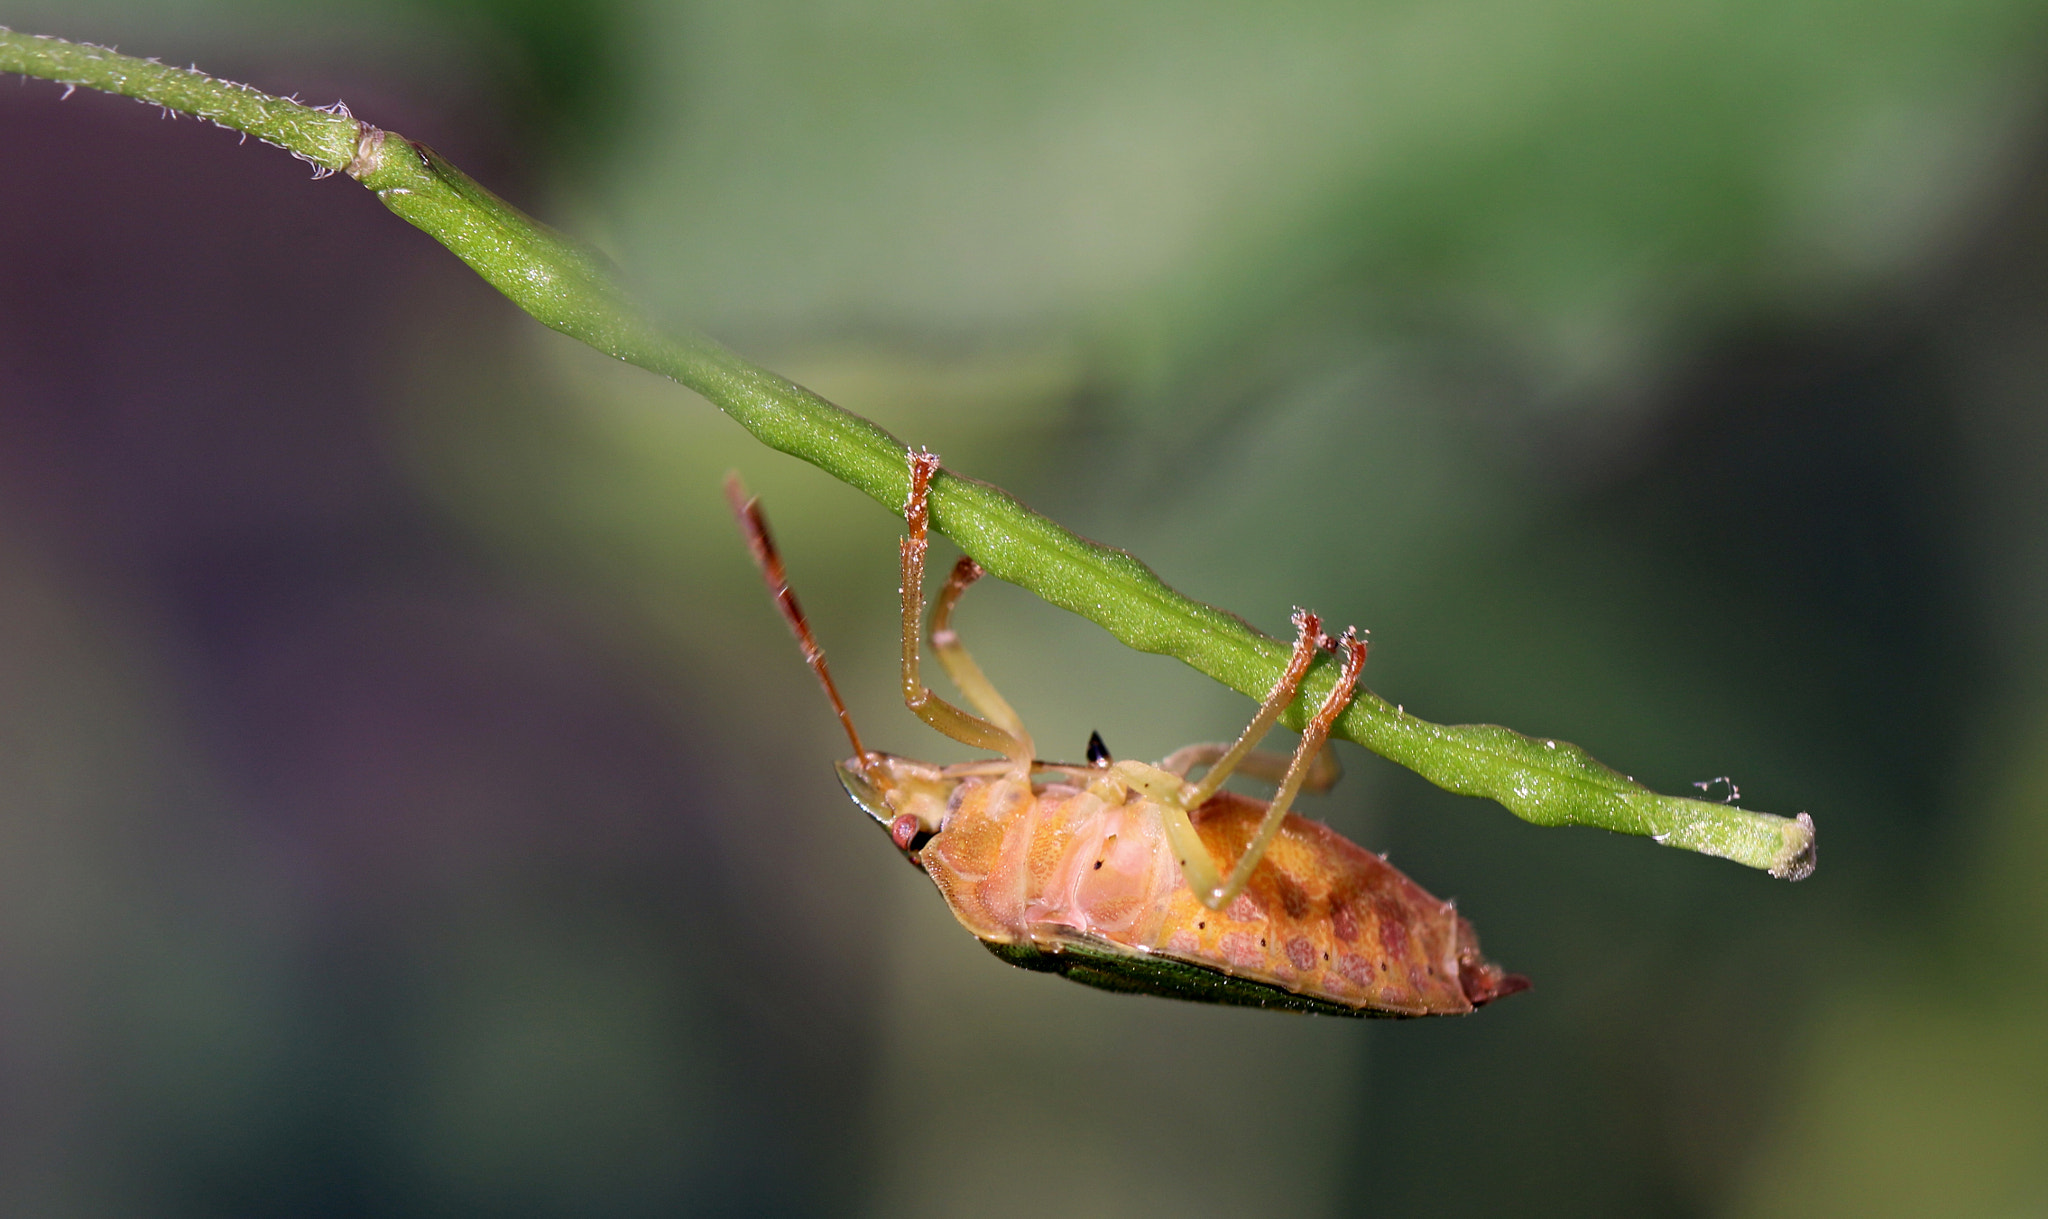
[727,451,1527,1016]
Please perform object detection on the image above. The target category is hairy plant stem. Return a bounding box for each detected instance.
[0,27,1816,879]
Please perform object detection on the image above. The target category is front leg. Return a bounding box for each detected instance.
[897,449,1032,771]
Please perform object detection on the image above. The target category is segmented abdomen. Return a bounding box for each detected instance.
[921,781,1516,1016]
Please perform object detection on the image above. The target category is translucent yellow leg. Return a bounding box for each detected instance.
[1135,612,1334,908]
[1203,628,1368,910]
[1181,610,1329,808]
[928,553,1035,764]
[1084,758,1229,901]
[1158,742,1341,794]
[898,451,1032,772]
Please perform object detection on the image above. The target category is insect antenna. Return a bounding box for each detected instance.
[725,474,870,762]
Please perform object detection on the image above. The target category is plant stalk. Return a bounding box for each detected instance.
[0,27,1816,879]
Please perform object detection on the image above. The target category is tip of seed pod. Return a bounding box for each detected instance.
[1769,812,1817,881]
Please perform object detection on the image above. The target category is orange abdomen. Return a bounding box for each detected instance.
[919,781,1521,1016]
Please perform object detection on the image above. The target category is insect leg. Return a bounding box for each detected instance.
[1159,742,1341,794]
[1086,759,1230,901]
[899,450,1033,770]
[1179,610,1329,809]
[1202,628,1368,910]
[726,474,869,761]
[928,554,1035,760]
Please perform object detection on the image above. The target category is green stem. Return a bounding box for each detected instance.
[0,27,1815,879]
[0,28,361,171]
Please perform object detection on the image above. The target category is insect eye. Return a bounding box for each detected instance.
[888,813,936,853]
[1086,731,1112,767]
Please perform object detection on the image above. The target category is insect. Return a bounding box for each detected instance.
[727,450,1528,1016]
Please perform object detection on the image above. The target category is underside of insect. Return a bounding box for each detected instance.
[727,451,1528,1017]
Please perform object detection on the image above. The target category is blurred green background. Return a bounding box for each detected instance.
[4,1,2047,1214]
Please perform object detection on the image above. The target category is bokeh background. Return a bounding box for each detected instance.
[4,1,2047,1215]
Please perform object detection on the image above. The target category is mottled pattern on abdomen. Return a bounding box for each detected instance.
[919,782,1487,1016]
[1153,793,1476,1015]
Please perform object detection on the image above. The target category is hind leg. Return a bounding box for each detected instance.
[1131,613,1333,907]
[1200,629,1367,910]
[1178,610,1331,809]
